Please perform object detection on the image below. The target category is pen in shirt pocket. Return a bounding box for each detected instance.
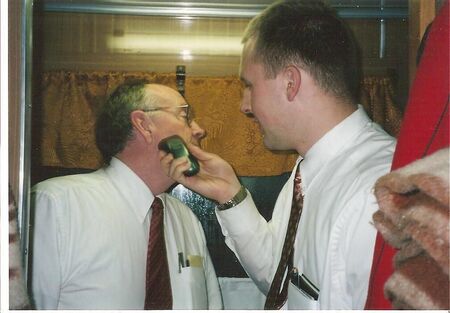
[178,252,185,273]
[178,252,192,272]
[291,267,320,300]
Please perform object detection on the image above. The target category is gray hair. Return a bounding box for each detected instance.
[95,80,151,165]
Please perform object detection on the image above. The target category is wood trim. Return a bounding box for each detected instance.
[409,0,436,84]
[8,0,23,199]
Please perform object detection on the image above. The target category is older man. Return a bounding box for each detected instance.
[31,82,222,309]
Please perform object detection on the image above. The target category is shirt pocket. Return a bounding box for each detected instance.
[178,256,208,309]
[288,281,319,310]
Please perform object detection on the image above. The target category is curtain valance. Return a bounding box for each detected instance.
[35,70,401,176]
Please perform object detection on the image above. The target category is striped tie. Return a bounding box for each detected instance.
[264,163,304,309]
[144,197,173,309]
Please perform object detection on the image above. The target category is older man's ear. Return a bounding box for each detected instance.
[130,110,155,144]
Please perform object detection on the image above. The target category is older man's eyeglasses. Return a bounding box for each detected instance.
[143,104,192,125]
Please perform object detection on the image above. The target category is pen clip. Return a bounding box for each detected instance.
[178,252,185,273]
[290,267,319,301]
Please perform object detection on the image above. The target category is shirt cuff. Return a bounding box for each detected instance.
[215,191,262,238]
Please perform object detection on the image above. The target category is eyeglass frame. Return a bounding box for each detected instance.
[141,104,193,125]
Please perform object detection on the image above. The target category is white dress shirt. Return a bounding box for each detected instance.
[31,157,222,310]
[216,106,396,309]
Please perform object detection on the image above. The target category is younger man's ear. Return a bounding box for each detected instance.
[285,65,301,101]
[130,110,154,144]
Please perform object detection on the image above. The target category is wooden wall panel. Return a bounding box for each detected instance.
[8,0,23,201]
[36,13,247,76]
[34,12,410,105]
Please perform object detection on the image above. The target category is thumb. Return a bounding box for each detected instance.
[186,143,213,161]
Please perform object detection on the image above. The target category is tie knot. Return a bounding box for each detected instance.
[151,197,163,212]
[295,162,301,177]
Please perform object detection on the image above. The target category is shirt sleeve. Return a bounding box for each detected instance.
[332,186,378,309]
[31,187,64,309]
[215,191,277,294]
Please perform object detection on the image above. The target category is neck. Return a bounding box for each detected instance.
[296,93,357,156]
[116,147,173,196]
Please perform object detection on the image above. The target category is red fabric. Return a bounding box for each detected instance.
[365,1,449,309]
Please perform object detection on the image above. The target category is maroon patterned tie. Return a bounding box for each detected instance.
[144,197,173,309]
[264,164,304,309]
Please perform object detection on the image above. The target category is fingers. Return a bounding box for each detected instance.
[169,157,191,180]
[159,150,173,176]
[159,150,192,183]
[186,143,214,161]
[160,144,244,202]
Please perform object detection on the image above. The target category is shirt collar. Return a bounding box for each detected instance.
[105,157,155,224]
[300,105,371,193]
